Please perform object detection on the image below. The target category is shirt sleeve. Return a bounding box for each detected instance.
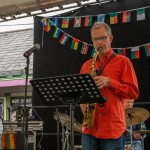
[80,60,90,74]
[109,58,139,99]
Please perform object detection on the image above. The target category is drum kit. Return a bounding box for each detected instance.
[53,107,150,150]
[125,107,150,150]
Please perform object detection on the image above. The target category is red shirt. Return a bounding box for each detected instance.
[80,49,139,139]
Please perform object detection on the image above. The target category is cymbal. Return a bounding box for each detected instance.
[54,112,70,126]
[125,107,150,126]
[74,121,82,133]
[53,112,82,133]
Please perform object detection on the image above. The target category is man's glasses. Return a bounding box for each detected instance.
[92,36,108,42]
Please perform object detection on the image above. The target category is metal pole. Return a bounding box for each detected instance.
[70,103,74,150]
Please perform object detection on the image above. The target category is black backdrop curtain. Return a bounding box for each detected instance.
[33,0,150,149]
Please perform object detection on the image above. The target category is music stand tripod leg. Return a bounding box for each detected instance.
[70,103,74,150]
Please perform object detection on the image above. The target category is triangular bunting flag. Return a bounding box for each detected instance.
[144,44,150,57]
[53,27,60,38]
[110,13,118,24]
[118,48,126,56]
[84,16,92,27]
[41,18,47,27]
[59,33,69,45]
[91,47,95,57]
[131,47,140,59]
[80,43,89,54]
[62,17,69,28]
[122,11,131,23]
[71,38,80,50]
[41,18,51,32]
[74,16,81,28]
[52,17,58,26]
[137,8,145,21]
[97,14,105,22]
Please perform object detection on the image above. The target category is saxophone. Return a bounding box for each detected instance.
[83,48,100,129]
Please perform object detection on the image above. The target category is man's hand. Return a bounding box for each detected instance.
[133,132,142,139]
[80,104,86,114]
[94,75,110,89]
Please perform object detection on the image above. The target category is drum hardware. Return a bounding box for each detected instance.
[53,112,82,133]
[125,107,150,150]
[134,130,150,134]
[135,129,148,150]
[62,127,70,150]
[54,112,82,150]
[126,129,149,150]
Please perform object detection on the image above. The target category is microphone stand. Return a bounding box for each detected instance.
[22,56,30,150]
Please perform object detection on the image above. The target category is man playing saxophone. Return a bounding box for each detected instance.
[80,22,139,150]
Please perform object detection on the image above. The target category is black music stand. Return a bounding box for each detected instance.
[30,74,106,150]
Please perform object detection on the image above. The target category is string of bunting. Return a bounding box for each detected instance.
[40,18,150,59]
[41,5,150,28]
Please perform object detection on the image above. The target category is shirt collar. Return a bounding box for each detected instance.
[106,48,114,60]
[97,48,114,62]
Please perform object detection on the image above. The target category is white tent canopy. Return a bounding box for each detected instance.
[0,0,110,22]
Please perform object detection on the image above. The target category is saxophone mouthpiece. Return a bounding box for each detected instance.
[97,47,102,51]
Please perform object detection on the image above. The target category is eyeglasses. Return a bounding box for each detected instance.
[92,36,108,42]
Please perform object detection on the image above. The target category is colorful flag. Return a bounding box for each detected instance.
[71,38,79,50]
[84,16,92,27]
[61,17,69,28]
[110,13,118,24]
[80,43,89,54]
[97,14,105,22]
[52,17,58,26]
[59,33,69,45]
[91,47,95,57]
[2,132,16,149]
[144,44,150,57]
[131,47,140,59]
[41,18,51,32]
[118,48,126,56]
[122,11,131,23]
[137,8,145,21]
[74,16,81,28]
[53,27,60,38]
[44,20,51,32]
[41,18,47,27]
